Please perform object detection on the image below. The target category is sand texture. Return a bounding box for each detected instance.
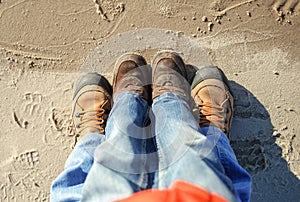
[0,0,300,201]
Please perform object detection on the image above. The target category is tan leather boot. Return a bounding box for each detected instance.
[152,51,190,102]
[71,72,112,147]
[191,66,234,135]
[113,53,151,103]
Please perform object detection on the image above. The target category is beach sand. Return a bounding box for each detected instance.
[0,0,299,201]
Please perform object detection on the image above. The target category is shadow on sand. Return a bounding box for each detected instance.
[229,81,300,201]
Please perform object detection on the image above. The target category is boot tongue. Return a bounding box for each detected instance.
[78,91,108,110]
[198,79,227,106]
[199,86,226,107]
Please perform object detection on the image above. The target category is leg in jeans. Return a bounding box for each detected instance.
[51,134,105,202]
[201,126,252,202]
[51,72,113,202]
[82,53,157,202]
[151,51,251,202]
[82,92,156,201]
[152,92,250,202]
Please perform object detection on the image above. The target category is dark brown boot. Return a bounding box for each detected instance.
[152,51,190,102]
[113,53,151,103]
[71,72,112,147]
[191,66,234,135]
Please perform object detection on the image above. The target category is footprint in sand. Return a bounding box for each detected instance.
[272,0,300,13]
[271,0,300,23]
[93,0,125,21]
[231,139,267,174]
[49,108,72,134]
[23,92,42,117]
[3,170,49,200]
[43,107,73,145]
[13,150,39,170]
[231,82,270,120]
[13,92,43,128]
[0,184,15,201]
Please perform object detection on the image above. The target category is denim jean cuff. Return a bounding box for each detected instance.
[153,92,185,104]
[114,91,147,105]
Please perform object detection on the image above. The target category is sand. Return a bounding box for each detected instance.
[0,0,300,201]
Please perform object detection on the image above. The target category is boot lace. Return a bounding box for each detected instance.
[72,100,109,148]
[198,102,228,133]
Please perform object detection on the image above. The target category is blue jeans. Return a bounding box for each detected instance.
[51,92,251,202]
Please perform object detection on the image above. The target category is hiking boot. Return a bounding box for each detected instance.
[191,66,234,135]
[152,51,190,102]
[113,53,151,103]
[71,72,112,147]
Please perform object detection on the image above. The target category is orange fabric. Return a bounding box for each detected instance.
[115,180,228,202]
